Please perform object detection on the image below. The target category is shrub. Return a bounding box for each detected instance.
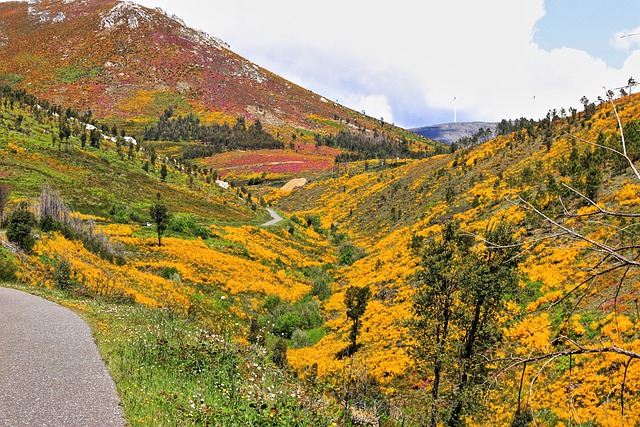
[294,297,323,329]
[272,338,288,368]
[274,312,304,338]
[291,329,312,348]
[53,258,74,290]
[263,294,284,314]
[168,216,211,239]
[0,252,17,281]
[109,204,141,224]
[160,266,181,283]
[6,203,36,253]
[339,245,359,266]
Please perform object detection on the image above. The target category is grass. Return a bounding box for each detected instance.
[55,65,102,84]
[0,103,254,222]
[1,281,336,426]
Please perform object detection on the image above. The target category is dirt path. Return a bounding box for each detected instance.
[261,208,284,227]
[0,287,125,427]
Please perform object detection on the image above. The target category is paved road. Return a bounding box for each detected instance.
[261,208,284,227]
[0,287,125,427]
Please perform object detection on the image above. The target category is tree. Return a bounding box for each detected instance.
[272,338,288,369]
[628,76,636,96]
[0,183,10,223]
[160,163,168,182]
[149,146,157,167]
[149,200,170,246]
[409,221,519,427]
[343,285,371,357]
[6,202,37,253]
[89,129,101,148]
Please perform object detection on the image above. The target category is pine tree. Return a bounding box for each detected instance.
[149,198,170,246]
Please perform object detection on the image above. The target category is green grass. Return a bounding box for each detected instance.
[0,73,25,86]
[55,65,102,84]
[305,327,326,345]
[0,103,254,222]
[1,282,336,426]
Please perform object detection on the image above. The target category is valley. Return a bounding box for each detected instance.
[1,1,640,426]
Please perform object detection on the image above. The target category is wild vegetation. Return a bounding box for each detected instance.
[2,2,640,426]
[3,79,640,426]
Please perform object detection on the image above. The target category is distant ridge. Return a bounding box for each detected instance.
[411,121,498,145]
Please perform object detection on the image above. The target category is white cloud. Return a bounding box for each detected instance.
[341,93,394,123]
[175,0,638,126]
[612,27,640,51]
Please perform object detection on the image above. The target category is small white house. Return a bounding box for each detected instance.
[124,136,137,146]
[215,180,230,190]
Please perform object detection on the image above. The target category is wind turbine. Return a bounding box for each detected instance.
[453,96,457,123]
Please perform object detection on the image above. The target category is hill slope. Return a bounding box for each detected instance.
[270,92,640,425]
[0,0,440,182]
[0,0,418,138]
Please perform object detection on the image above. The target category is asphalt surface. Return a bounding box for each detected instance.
[0,287,125,427]
[261,208,284,227]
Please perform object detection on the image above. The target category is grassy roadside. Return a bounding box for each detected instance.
[0,282,336,426]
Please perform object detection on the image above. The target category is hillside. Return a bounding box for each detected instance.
[2,1,640,426]
[3,72,640,425]
[0,0,442,183]
[269,91,640,425]
[0,0,434,147]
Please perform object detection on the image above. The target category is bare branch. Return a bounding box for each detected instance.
[496,344,640,375]
[608,91,640,181]
[563,130,626,158]
[560,183,640,218]
[512,196,640,267]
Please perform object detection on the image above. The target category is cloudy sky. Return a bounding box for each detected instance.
[11,0,640,128]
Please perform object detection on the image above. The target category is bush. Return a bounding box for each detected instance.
[160,266,181,283]
[339,245,357,265]
[294,297,323,329]
[291,329,312,348]
[263,294,284,314]
[0,252,17,281]
[109,204,141,224]
[168,216,211,239]
[274,312,304,338]
[53,258,74,290]
[272,338,288,368]
[6,203,36,253]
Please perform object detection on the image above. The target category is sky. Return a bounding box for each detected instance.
[7,0,640,128]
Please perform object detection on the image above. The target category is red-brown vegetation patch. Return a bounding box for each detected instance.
[198,149,335,177]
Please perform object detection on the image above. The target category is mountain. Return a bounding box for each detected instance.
[0,0,439,180]
[3,64,640,424]
[0,0,396,135]
[5,1,640,425]
[411,121,497,144]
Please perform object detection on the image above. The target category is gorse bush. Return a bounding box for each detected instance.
[0,251,17,281]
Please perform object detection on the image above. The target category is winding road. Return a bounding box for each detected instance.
[261,208,284,227]
[0,287,125,427]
